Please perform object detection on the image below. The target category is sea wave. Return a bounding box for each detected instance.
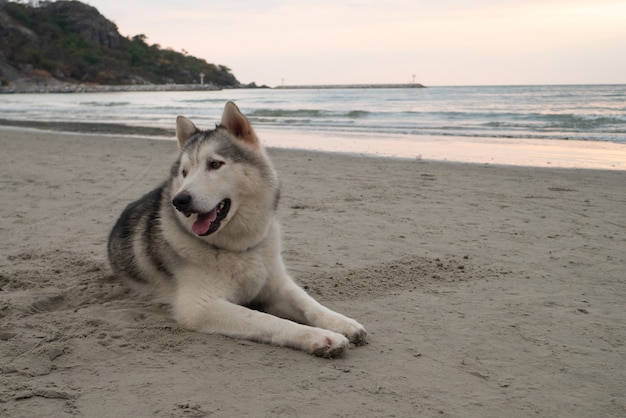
[2,85,625,145]
[248,109,370,119]
[79,101,131,107]
[538,114,626,131]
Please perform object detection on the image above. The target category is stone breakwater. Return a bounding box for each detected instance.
[274,83,426,89]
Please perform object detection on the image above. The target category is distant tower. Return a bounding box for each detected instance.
[412,74,416,85]
[199,73,205,85]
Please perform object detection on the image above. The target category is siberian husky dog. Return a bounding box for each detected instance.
[108,102,367,357]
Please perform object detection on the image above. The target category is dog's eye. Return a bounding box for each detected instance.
[181,169,188,178]
[208,161,224,170]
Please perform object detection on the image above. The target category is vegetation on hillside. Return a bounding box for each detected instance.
[0,0,239,86]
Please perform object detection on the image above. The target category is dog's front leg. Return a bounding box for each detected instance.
[173,290,350,357]
[263,279,368,346]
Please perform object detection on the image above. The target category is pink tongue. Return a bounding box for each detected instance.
[192,208,218,235]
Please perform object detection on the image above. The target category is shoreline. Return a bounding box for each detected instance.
[262,128,626,170]
[1,119,625,170]
[0,80,430,95]
[0,82,226,95]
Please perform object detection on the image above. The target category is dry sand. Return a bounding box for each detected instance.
[1,128,625,417]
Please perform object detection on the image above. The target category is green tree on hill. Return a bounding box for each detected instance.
[0,0,240,86]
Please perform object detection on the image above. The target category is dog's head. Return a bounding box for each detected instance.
[170,102,279,250]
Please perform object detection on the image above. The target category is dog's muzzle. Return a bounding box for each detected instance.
[172,192,231,236]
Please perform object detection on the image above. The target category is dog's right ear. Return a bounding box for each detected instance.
[176,116,198,148]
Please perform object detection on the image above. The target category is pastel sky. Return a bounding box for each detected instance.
[84,0,626,87]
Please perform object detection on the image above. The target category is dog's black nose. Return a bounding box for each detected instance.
[172,192,192,212]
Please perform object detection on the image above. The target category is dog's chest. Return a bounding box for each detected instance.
[218,250,270,303]
[183,245,272,304]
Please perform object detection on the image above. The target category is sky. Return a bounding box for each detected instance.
[81,0,626,87]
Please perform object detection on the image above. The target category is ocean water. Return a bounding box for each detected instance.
[1,84,625,163]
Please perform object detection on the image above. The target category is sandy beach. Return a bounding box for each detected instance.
[1,128,625,417]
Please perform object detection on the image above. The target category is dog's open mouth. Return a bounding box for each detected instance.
[191,199,231,236]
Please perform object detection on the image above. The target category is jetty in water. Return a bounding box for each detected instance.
[274,83,426,89]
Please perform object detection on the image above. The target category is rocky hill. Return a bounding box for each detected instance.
[0,0,241,92]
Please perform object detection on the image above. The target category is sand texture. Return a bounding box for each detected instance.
[1,128,625,417]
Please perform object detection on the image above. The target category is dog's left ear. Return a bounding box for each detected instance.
[176,116,199,148]
[221,101,258,145]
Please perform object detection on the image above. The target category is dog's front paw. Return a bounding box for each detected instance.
[325,316,368,346]
[343,319,368,346]
[307,330,350,358]
[346,321,368,346]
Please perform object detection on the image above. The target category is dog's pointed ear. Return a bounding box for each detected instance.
[176,116,198,148]
[221,101,258,145]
